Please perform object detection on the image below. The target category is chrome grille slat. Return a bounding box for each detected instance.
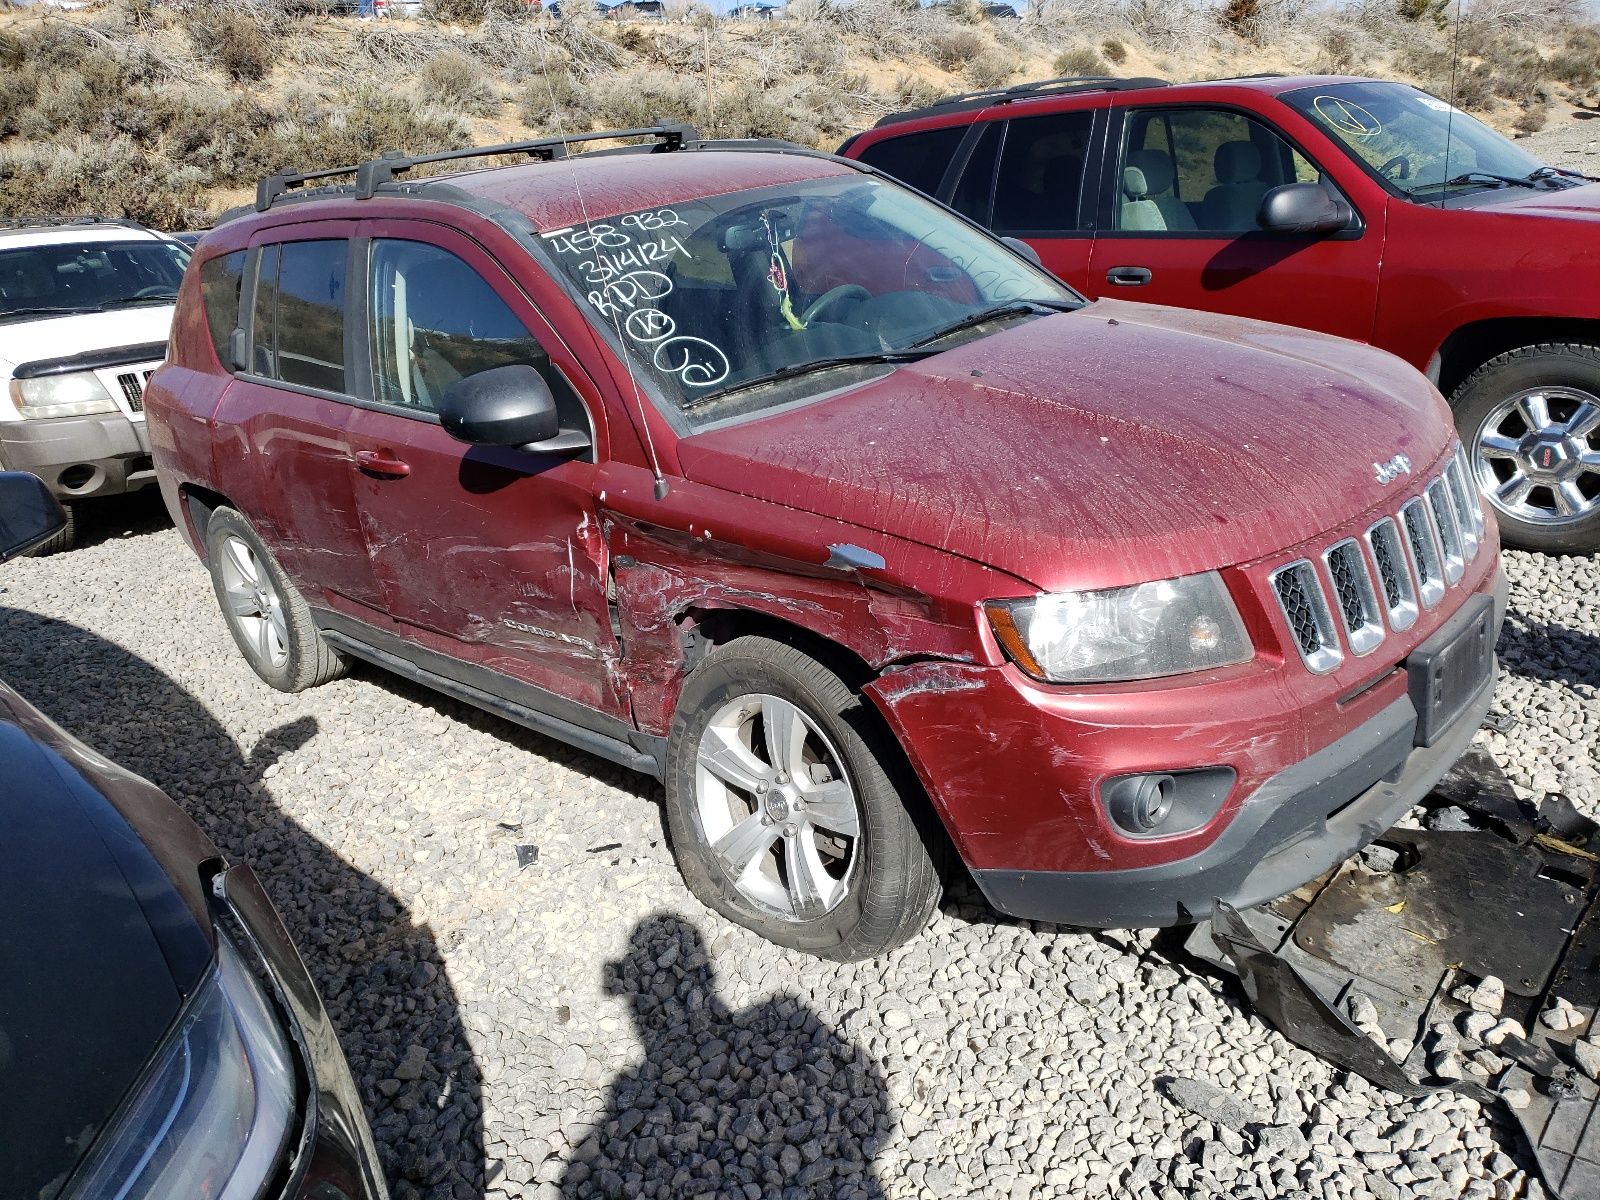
[1322,539,1384,655]
[1364,517,1418,632]
[1269,560,1343,674]
[1426,479,1466,585]
[1400,495,1446,610]
[1447,449,1485,555]
[116,370,146,413]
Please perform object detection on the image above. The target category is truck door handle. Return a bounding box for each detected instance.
[354,449,411,477]
[1105,266,1152,286]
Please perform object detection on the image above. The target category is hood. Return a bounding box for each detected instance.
[0,682,212,1200]
[1485,180,1600,221]
[677,300,1456,592]
[0,306,173,375]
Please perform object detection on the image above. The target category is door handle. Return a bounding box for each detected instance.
[354,449,411,477]
[1105,266,1153,286]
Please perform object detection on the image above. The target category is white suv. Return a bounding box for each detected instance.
[0,218,190,550]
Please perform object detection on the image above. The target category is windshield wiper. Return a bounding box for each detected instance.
[909,300,1071,349]
[1413,170,1538,195]
[97,295,178,308]
[688,350,934,407]
[1528,164,1600,185]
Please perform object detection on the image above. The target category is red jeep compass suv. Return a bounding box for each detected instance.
[147,128,1504,959]
[841,75,1600,555]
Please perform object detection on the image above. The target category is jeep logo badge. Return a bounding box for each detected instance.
[1374,454,1412,485]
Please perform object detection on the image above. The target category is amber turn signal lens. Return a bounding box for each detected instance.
[984,603,1045,679]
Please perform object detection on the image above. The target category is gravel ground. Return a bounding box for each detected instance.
[1520,108,1600,173]
[3,493,1597,1200]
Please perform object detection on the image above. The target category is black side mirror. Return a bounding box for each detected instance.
[439,365,591,455]
[0,471,66,562]
[1257,183,1352,236]
[1001,236,1045,269]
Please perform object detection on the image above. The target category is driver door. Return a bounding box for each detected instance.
[1085,104,1385,343]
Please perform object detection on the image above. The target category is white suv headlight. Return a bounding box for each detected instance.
[9,372,117,419]
[63,930,296,1200]
[986,571,1253,684]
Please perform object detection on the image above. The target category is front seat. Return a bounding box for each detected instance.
[1200,141,1271,231]
[1125,149,1196,231]
[1119,166,1166,231]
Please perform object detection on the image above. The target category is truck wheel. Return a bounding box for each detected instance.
[22,501,76,556]
[205,507,348,692]
[663,634,945,961]
[1452,343,1600,554]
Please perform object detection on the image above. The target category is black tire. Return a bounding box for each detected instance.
[204,507,348,692]
[1451,342,1600,554]
[663,634,946,961]
[21,500,76,556]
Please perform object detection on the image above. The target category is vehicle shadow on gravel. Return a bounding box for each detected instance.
[563,913,890,1200]
[61,488,173,551]
[1498,610,1600,690]
[0,607,484,1200]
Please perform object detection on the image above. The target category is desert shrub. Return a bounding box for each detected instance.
[924,26,985,71]
[583,67,703,130]
[1515,99,1551,132]
[425,0,488,26]
[891,73,944,108]
[421,50,503,116]
[188,11,276,83]
[517,68,586,129]
[967,48,1016,87]
[1053,46,1103,76]
[0,138,206,228]
[1396,0,1449,27]
[1549,27,1600,88]
[1100,37,1127,64]
[270,88,472,173]
[1221,0,1260,38]
[1315,27,1359,74]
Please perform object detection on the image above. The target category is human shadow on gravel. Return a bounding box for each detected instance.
[563,914,890,1200]
[0,607,484,1200]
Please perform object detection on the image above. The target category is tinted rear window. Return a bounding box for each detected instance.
[855,126,967,198]
[251,239,347,393]
[200,251,245,368]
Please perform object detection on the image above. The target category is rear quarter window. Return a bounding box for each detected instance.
[199,251,245,369]
[855,126,967,198]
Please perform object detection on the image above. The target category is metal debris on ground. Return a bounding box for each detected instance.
[514,844,539,869]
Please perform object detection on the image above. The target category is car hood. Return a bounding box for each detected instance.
[0,681,213,1200]
[1487,180,1600,221]
[0,306,173,375]
[677,300,1456,592]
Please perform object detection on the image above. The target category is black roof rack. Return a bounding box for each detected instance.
[255,123,701,212]
[874,75,1168,128]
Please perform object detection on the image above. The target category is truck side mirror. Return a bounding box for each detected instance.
[1257,183,1352,236]
[1000,236,1045,270]
[0,471,66,562]
[440,364,590,456]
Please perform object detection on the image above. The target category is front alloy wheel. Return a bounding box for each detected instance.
[1452,343,1600,554]
[695,692,861,920]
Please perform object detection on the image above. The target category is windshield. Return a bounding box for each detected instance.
[0,239,190,324]
[538,175,1077,426]
[1281,81,1555,202]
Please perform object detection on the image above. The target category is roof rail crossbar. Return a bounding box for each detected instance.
[255,122,702,211]
[873,75,1168,128]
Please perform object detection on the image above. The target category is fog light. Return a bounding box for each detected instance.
[1101,767,1236,839]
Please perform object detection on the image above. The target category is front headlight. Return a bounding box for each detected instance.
[9,372,117,419]
[985,570,1252,684]
[64,930,297,1200]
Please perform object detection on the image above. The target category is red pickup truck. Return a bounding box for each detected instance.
[841,75,1600,554]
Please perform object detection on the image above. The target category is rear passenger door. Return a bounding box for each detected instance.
[213,228,386,611]
[1086,104,1383,341]
[342,224,626,721]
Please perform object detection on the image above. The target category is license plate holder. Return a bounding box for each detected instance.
[1407,591,1495,748]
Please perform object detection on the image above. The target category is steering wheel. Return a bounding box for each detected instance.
[801,284,870,326]
[1379,155,1411,181]
[131,285,172,299]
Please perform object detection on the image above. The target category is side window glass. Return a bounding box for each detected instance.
[855,126,967,198]
[948,121,1001,225]
[991,110,1095,236]
[369,240,550,414]
[275,240,347,393]
[200,250,245,370]
[1116,108,1324,233]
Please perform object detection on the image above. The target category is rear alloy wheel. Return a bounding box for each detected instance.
[205,507,348,692]
[664,635,945,960]
[1453,343,1600,553]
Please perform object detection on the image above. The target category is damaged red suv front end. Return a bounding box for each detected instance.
[148,133,1500,961]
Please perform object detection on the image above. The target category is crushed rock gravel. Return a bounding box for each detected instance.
[1,493,1592,1200]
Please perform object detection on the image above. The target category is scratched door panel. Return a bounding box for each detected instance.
[345,229,625,719]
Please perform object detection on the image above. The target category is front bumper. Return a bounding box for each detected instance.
[0,413,155,498]
[218,864,389,1200]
